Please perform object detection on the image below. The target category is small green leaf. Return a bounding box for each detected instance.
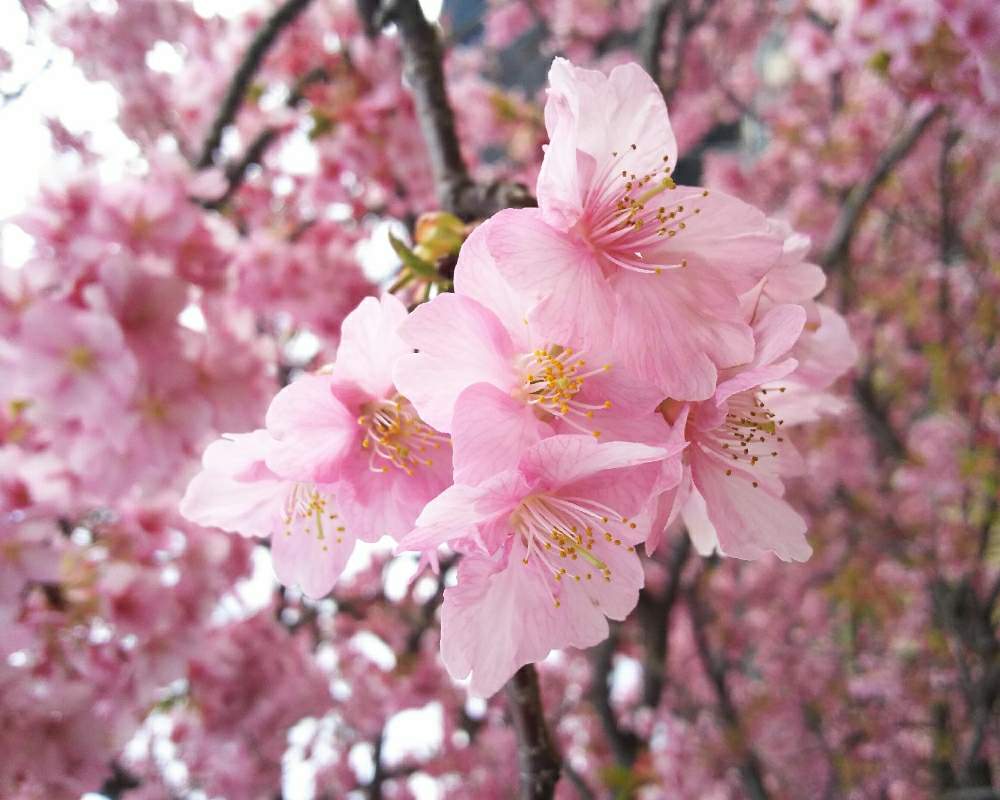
[388,232,440,280]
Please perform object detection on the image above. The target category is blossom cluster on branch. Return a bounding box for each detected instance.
[1,0,997,797]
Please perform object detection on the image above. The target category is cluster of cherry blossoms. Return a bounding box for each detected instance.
[3,0,996,795]
[184,57,855,697]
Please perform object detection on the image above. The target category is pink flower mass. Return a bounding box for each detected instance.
[2,0,996,796]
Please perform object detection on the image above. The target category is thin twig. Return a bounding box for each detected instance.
[195,0,316,169]
[637,534,692,711]
[561,762,597,800]
[853,370,907,461]
[506,664,562,800]
[638,0,676,91]
[820,104,943,270]
[196,67,330,210]
[589,629,641,766]
[688,577,771,800]
[375,0,533,219]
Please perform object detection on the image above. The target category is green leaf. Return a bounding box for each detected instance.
[388,232,440,280]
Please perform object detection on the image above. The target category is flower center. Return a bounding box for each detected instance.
[517,346,611,438]
[357,396,447,476]
[65,345,96,372]
[580,144,707,275]
[283,483,345,551]
[511,494,636,607]
[714,389,787,486]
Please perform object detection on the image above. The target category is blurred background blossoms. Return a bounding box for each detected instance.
[0,0,997,798]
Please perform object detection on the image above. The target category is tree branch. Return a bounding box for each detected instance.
[375,0,533,219]
[853,369,907,461]
[506,664,562,800]
[688,579,771,800]
[820,104,943,270]
[589,629,642,766]
[195,0,316,169]
[197,66,331,210]
[637,534,691,710]
[637,0,676,91]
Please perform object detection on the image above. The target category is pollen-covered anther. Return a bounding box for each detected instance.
[716,391,784,476]
[357,396,448,475]
[512,494,635,605]
[519,345,612,435]
[283,485,343,550]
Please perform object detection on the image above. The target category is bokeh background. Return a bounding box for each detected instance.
[1,0,997,798]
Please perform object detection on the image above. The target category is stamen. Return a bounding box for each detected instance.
[518,346,611,435]
[512,494,631,597]
[357,396,449,476]
[283,484,344,551]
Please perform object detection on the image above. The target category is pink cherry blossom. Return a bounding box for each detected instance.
[5,298,138,421]
[650,304,813,562]
[398,435,667,696]
[264,294,452,542]
[181,430,354,598]
[485,58,784,399]
[395,219,662,484]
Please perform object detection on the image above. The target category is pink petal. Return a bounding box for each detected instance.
[690,443,811,562]
[613,268,754,400]
[453,218,532,347]
[451,383,549,485]
[270,492,354,599]
[264,373,357,482]
[539,59,678,230]
[180,431,287,537]
[395,293,518,433]
[337,450,452,543]
[521,435,667,490]
[398,471,529,552]
[334,294,410,398]
[642,188,783,290]
[440,545,560,697]
[715,303,805,402]
[486,208,614,350]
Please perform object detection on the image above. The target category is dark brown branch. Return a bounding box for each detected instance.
[196,67,330,210]
[506,664,562,800]
[195,0,316,169]
[375,0,533,219]
[688,580,771,800]
[820,104,943,270]
[99,761,141,800]
[638,0,676,90]
[938,126,961,266]
[637,534,692,709]
[852,370,907,461]
[403,555,455,654]
[589,629,642,766]
[561,763,597,800]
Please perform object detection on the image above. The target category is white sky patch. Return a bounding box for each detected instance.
[383,553,420,601]
[350,631,397,671]
[145,40,186,75]
[610,654,642,704]
[418,0,443,23]
[177,303,208,332]
[348,741,376,785]
[382,702,444,765]
[192,0,267,19]
[211,544,277,624]
[355,220,407,283]
[278,127,320,175]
